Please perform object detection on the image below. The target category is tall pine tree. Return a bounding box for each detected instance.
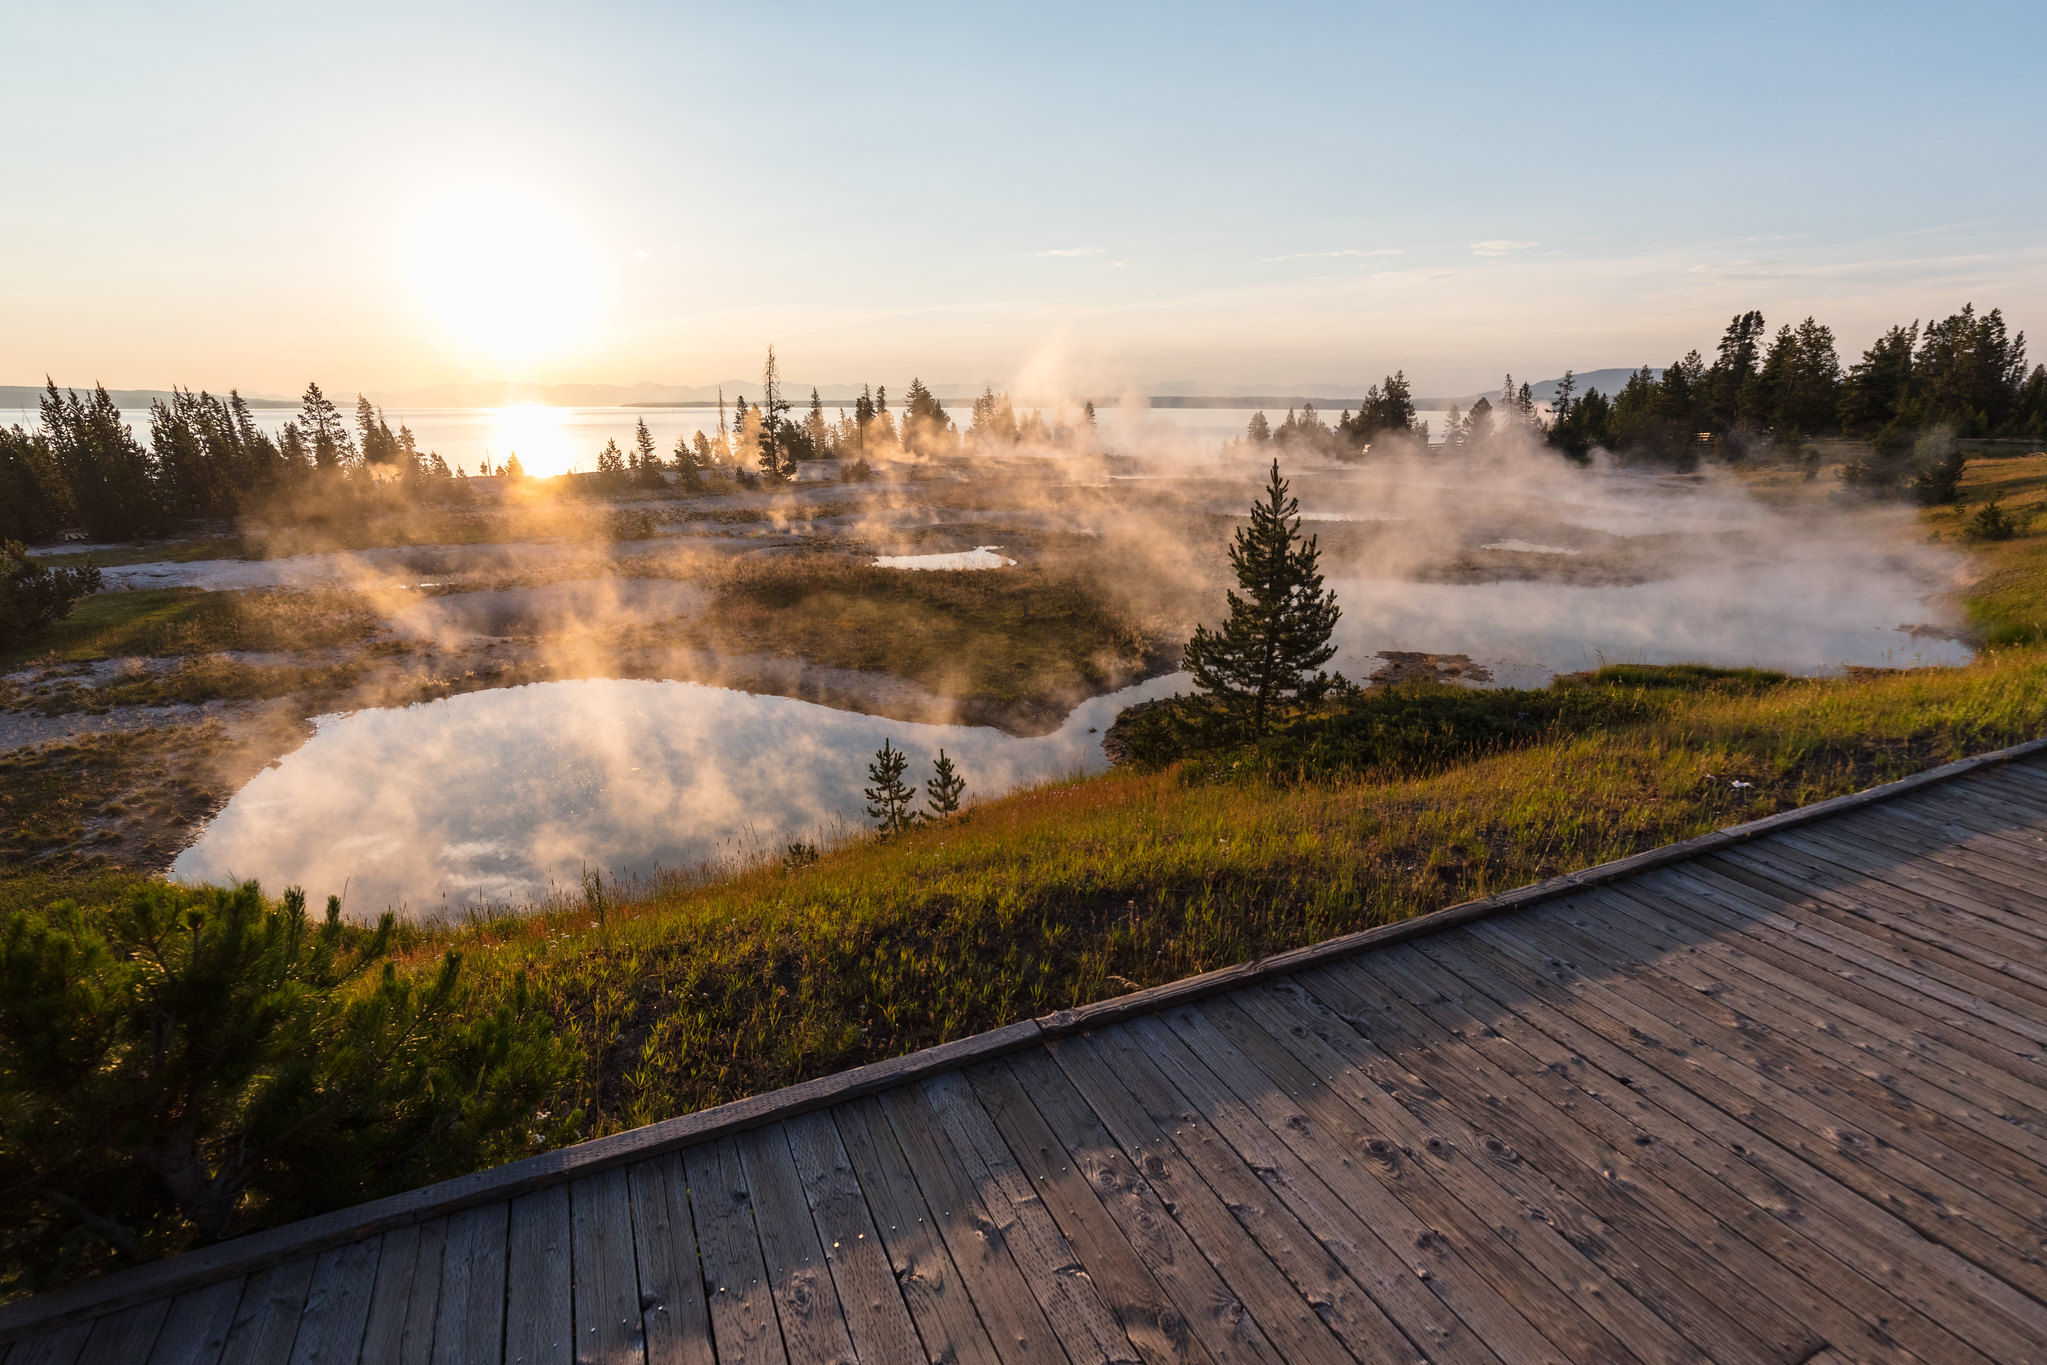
[1182,459,1341,736]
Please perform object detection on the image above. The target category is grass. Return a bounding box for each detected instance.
[0,587,383,670]
[1930,453,2047,643]
[0,725,237,872]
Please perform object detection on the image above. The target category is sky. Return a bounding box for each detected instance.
[4,0,2045,400]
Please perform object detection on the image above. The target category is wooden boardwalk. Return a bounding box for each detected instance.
[6,743,2047,1363]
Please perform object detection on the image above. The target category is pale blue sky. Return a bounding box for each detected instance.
[4,1,2042,396]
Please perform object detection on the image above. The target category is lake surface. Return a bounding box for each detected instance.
[0,403,1444,478]
[170,673,1187,918]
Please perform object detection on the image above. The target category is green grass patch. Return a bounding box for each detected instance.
[2,588,383,669]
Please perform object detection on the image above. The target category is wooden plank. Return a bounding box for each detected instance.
[504,1185,573,1365]
[1478,905,2047,1318]
[216,1257,316,1365]
[1690,851,2047,1083]
[1349,943,1984,1365]
[681,1135,789,1365]
[76,1300,169,1365]
[965,1057,1248,1364]
[396,1219,448,1365]
[1801,814,2047,926]
[2,1323,89,1365]
[144,1279,242,1365]
[1692,846,2047,1010]
[1116,1014,1504,1365]
[828,1098,1005,1365]
[571,1166,646,1365]
[431,1202,511,1365]
[0,1022,1045,1346]
[1278,954,1827,1363]
[1219,981,1739,1365]
[779,1110,927,1365]
[1857,797,2047,897]
[1451,926,2040,1362]
[626,1152,717,1365]
[733,1124,859,1365]
[1734,814,2047,953]
[911,1071,1145,1363]
[286,1240,381,1365]
[1560,886,2047,1240]
[1780,823,2047,930]
[1059,1028,1422,1365]
[1635,857,2047,1053]
[354,1226,422,1365]
[1603,870,2047,1174]
[1157,1002,1625,1365]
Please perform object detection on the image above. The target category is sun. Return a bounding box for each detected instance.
[406,188,603,370]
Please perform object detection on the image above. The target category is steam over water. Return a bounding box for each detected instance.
[172,675,1185,918]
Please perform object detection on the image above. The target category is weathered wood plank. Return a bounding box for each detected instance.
[1478,906,2047,1323]
[1117,1014,1504,1365]
[1680,855,2047,1098]
[626,1152,716,1365]
[77,1300,169,1365]
[1801,815,2047,933]
[143,1279,242,1365]
[1352,943,1976,1365]
[966,1057,1250,1364]
[3,1322,90,1365]
[505,1185,574,1365]
[1559,885,2047,1236]
[1220,982,1734,1365]
[1061,1027,1421,1365]
[869,1087,1067,1364]
[1449,927,2039,1362]
[829,1099,1001,1365]
[682,1135,789,1365]
[573,1167,649,1365]
[216,1257,316,1365]
[431,1203,511,1365]
[1725,825,2047,957]
[734,1124,859,1365]
[285,1240,381,1365]
[353,1226,422,1365]
[779,1110,927,1365]
[571,1166,646,1365]
[913,1071,1144,1363]
[396,1220,448,1365]
[1158,1002,1621,1365]
[1598,871,2047,1175]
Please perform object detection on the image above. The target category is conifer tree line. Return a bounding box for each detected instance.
[0,380,463,542]
[1231,302,2047,494]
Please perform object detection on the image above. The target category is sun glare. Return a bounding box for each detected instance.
[491,403,581,477]
[407,189,603,369]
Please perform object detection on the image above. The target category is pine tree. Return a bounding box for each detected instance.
[925,750,966,817]
[1246,410,1271,444]
[864,739,919,837]
[759,347,791,480]
[1182,459,1342,736]
[299,382,354,471]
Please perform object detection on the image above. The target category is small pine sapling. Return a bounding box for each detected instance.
[864,739,919,838]
[925,749,967,818]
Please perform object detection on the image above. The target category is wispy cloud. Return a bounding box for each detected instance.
[1035,246,1105,257]
[1261,248,1403,263]
[1470,240,1538,257]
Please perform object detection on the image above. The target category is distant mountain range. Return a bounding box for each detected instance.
[4,368,1663,415]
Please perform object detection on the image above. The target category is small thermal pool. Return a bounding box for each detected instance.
[873,546,1016,570]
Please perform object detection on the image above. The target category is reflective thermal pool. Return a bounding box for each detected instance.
[171,674,1187,918]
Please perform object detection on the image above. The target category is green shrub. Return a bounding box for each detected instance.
[1968,498,2025,542]
[0,882,578,1294]
[0,540,101,650]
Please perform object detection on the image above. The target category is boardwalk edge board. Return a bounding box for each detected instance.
[3,731,2043,1343]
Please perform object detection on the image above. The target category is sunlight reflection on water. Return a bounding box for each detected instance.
[171,674,1187,919]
